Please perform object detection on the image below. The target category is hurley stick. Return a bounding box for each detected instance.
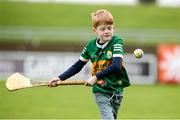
[6,72,85,91]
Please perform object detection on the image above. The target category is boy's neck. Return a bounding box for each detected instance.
[97,39,105,45]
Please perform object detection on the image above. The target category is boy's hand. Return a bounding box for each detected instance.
[48,77,61,87]
[85,76,97,86]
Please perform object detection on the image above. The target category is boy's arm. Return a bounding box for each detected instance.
[58,59,87,80]
[49,41,90,87]
[95,57,122,79]
[48,59,87,87]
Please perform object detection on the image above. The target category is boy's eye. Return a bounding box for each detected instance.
[107,26,112,30]
[99,27,106,31]
[99,26,112,31]
[98,25,113,31]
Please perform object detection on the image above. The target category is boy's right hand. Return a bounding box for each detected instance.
[48,77,61,87]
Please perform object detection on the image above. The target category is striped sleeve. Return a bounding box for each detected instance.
[80,46,89,62]
[113,40,124,58]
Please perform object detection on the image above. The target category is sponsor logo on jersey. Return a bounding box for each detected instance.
[91,60,111,75]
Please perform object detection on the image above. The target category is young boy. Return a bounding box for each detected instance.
[48,9,130,120]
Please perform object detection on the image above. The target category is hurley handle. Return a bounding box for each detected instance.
[56,80,86,85]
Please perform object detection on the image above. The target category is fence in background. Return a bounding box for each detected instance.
[0,26,179,44]
[0,51,157,85]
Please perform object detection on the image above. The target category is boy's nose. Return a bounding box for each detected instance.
[104,28,110,33]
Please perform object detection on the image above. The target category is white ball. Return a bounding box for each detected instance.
[134,48,144,58]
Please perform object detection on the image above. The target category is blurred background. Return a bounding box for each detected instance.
[0,0,180,119]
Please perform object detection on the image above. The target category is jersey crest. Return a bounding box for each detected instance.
[106,50,112,59]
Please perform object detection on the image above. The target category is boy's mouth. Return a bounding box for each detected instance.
[104,34,111,37]
[104,35,112,39]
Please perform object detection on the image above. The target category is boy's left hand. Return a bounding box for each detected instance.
[85,75,97,86]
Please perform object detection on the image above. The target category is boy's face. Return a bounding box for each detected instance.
[93,24,114,43]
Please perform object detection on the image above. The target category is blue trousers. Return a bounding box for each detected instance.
[94,92,123,120]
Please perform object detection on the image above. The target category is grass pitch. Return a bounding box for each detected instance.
[1,2,179,29]
[0,2,179,46]
[0,80,180,119]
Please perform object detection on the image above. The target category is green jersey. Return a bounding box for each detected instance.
[80,35,130,94]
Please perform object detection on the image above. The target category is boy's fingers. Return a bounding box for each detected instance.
[85,82,91,87]
[48,81,57,88]
[48,82,51,87]
[48,81,53,87]
[51,82,57,87]
[48,83,52,87]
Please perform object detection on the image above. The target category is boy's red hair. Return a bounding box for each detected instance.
[91,9,114,29]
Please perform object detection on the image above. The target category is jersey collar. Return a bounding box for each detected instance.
[96,39,110,49]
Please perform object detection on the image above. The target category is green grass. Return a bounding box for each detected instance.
[0,1,180,46]
[0,80,180,119]
[0,1,179,46]
[1,2,180,29]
